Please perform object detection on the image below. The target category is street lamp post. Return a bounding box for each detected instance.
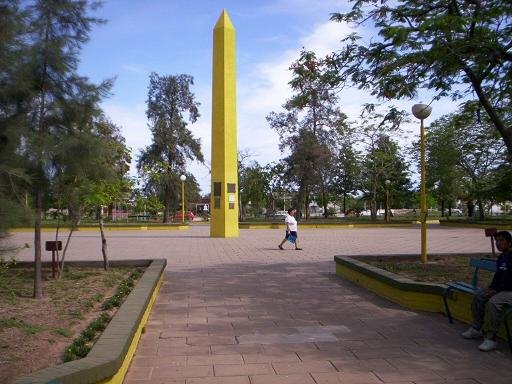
[180,175,187,224]
[385,179,391,223]
[412,103,432,263]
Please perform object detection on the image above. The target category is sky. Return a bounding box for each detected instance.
[78,0,458,194]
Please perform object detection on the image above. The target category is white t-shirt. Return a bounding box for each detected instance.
[285,214,297,231]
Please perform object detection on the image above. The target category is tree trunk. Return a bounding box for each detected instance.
[99,209,108,271]
[477,199,485,220]
[441,199,445,217]
[321,180,328,218]
[163,187,171,223]
[238,192,245,221]
[464,67,512,161]
[297,185,305,221]
[304,186,309,220]
[370,181,377,221]
[33,190,43,299]
[467,200,475,217]
[370,198,377,221]
[57,227,75,279]
[53,210,61,279]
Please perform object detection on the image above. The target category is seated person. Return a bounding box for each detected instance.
[461,230,512,351]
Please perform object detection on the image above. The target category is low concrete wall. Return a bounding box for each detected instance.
[439,221,512,230]
[334,255,446,313]
[14,259,166,384]
[12,225,188,232]
[334,255,507,338]
[239,222,418,229]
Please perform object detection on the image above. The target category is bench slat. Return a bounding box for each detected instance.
[469,258,496,272]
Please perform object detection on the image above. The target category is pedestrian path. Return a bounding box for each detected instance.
[110,226,512,384]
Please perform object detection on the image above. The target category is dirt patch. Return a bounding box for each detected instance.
[364,254,495,286]
[0,266,139,384]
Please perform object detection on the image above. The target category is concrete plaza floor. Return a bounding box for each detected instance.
[9,224,512,383]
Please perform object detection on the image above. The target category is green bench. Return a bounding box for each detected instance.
[442,258,512,352]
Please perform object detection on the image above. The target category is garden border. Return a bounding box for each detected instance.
[11,225,188,232]
[334,254,509,339]
[13,258,166,384]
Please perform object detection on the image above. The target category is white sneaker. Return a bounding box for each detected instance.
[478,338,498,352]
[461,327,483,339]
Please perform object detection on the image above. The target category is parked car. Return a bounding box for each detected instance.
[265,210,287,219]
[175,211,195,220]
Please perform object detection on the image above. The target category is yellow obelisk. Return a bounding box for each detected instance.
[210,10,239,238]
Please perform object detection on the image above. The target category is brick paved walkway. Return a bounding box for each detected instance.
[9,224,512,383]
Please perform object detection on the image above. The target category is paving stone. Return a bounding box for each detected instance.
[213,363,273,376]
[249,373,316,384]
[11,226,510,384]
[187,354,243,366]
[330,358,397,372]
[373,368,444,382]
[272,361,337,375]
[185,376,250,384]
[311,371,383,383]
[242,353,301,364]
[151,365,213,379]
[186,335,237,346]
[124,365,153,380]
[131,355,187,368]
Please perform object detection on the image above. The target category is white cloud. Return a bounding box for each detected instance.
[299,18,354,56]
[235,19,357,169]
[261,0,349,15]
[102,102,149,172]
[121,64,149,75]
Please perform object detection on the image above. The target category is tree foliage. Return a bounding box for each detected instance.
[267,50,349,218]
[356,109,412,219]
[137,73,203,223]
[238,157,271,219]
[427,100,509,218]
[0,1,130,296]
[328,0,512,158]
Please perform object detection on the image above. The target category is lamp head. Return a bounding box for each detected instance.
[412,104,432,120]
[180,175,186,182]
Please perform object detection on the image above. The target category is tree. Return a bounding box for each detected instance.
[328,0,512,159]
[426,115,464,216]
[267,50,349,219]
[0,0,32,239]
[238,159,271,220]
[355,108,411,220]
[137,73,203,223]
[52,117,131,274]
[427,101,508,219]
[17,0,107,298]
[331,143,361,215]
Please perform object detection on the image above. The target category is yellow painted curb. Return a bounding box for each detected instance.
[239,223,417,229]
[11,225,189,232]
[334,256,509,340]
[99,274,163,384]
[440,221,512,230]
[335,262,444,313]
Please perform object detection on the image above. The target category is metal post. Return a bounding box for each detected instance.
[180,174,186,224]
[412,103,432,264]
[51,250,57,278]
[181,180,185,224]
[420,118,427,263]
[385,179,391,223]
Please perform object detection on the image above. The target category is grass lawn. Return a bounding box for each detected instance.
[0,265,142,384]
[364,254,496,286]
